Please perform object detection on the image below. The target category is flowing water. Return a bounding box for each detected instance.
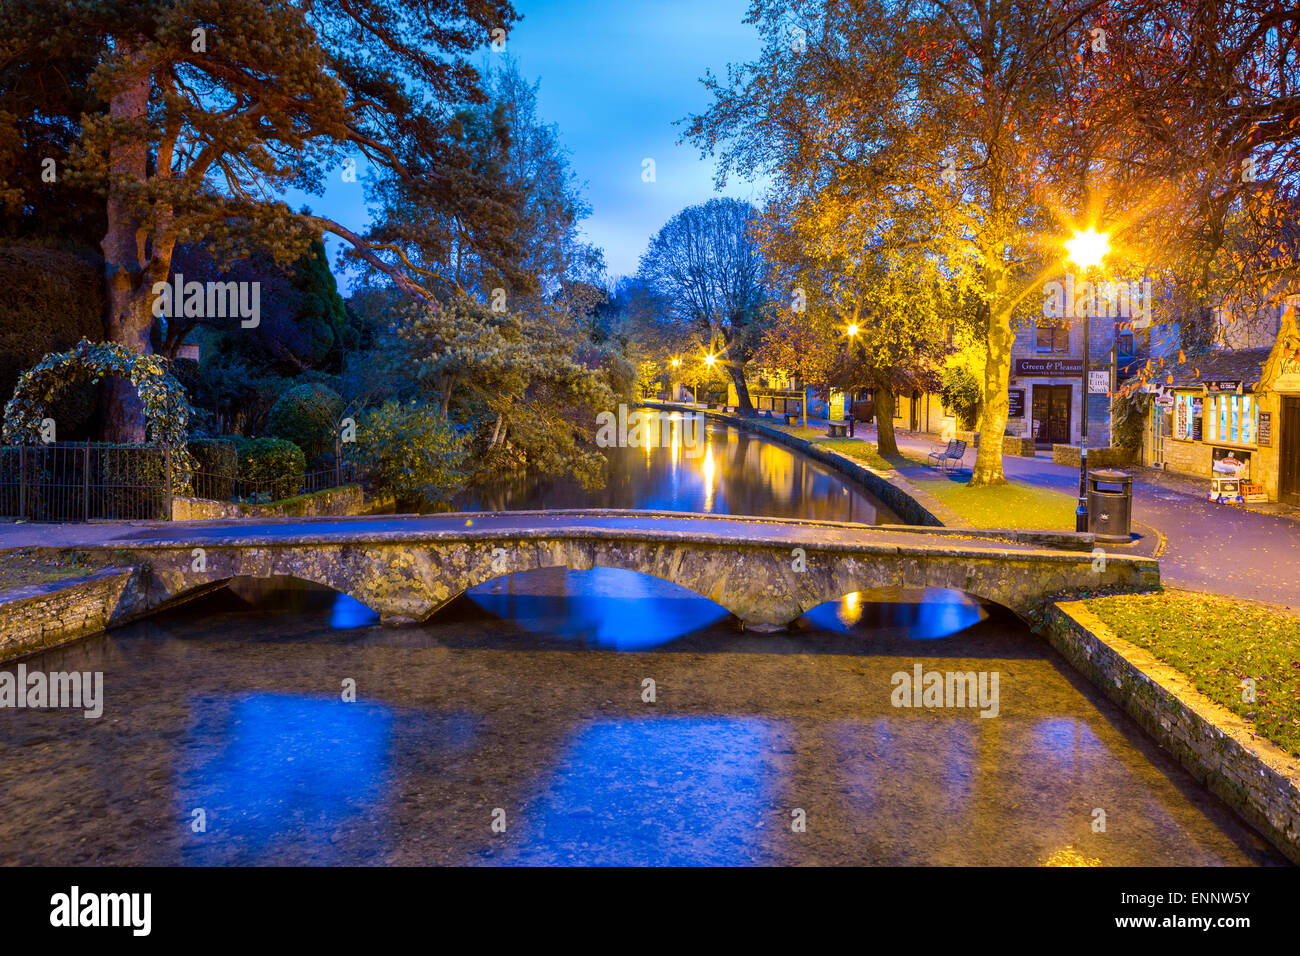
[0,416,1286,865]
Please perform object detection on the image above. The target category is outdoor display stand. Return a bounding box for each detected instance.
[1209,449,1249,505]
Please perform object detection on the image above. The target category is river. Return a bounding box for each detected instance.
[0,414,1285,865]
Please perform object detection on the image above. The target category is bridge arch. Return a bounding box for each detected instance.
[110,518,1159,632]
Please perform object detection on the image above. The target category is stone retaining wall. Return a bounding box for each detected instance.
[1052,445,1133,468]
[171,484,367,521]
[0,567,149,662]
[1043,600,1300,864]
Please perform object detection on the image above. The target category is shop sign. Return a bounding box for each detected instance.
[1273,347,1300,392]
[1008,389,1025,418]
[1088,371,1109,394]
[1258,411,1272,446]
[1015,358,1082,376]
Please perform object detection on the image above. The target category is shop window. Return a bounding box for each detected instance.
[1205,393,1256,445]
[1036,323,1069,353]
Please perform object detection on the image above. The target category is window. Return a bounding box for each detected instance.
[1204,393,1256,445]
[1036,323,1069,353]
[1117,332,1134,354]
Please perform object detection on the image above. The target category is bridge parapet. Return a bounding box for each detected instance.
[100,512,1160,629]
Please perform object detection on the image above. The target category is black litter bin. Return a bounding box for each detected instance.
[1087,469,1132,542]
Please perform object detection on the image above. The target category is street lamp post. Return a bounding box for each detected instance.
[671,357,681,402]
[1064,227,1110,533]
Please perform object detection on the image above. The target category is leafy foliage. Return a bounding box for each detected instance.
[237,437,306,502]
[268,383,344,466]
[1,338,193,490]
[0,244,104,438]
[350,399,468,505]
[941,364,981,431]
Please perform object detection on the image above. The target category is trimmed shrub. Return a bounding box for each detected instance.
[237,437,305,501]
[267,383,343,465]
[188,438,239,499]
[351,400,467,506]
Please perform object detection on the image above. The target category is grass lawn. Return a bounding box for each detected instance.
[0,548,115,592]
[1085,590,1300,757]
[770,421,1078,529]
[908,473,1078,530]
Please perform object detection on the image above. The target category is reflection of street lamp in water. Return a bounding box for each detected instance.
[1065,227,1111,533]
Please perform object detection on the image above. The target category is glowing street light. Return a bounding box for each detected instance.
[1063,226,1112,533]
[1064,227,1110,269]
[846,323,859,337]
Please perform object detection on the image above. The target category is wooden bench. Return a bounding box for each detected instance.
[826,422,848,437]
[927,439,967,473]
[784,413,801,425]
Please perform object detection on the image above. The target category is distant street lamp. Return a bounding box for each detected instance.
[1065,226,1111,533]
[697,352,716,408]
[670,357,681,401]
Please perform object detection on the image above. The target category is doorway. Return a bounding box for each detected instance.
[1032,384,1072,445]
[1281,397,1300,503]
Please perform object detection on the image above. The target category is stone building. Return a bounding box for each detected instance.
[1141,298,1300,503]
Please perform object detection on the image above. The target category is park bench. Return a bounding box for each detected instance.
[927,439,967,473]
[826,422,848,437]
[783,412,801,425]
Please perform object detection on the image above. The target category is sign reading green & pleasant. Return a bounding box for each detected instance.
[1015,358,1083,376]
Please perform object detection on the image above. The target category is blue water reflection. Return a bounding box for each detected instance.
[503,717,781,866]
[803,587,988,638]
[466,567,729,650]
[176,693,397,864]
[329,593,380,629]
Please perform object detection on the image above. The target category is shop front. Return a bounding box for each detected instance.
[1143,323,1300,502]
[1013,357,1082,445]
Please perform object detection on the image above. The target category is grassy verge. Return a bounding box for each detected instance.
[908,475,1077,530]
[0,548,116,592]
[1084,590,1300,757]
[769,422,1078,529]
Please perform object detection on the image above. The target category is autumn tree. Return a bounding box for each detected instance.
[1055,0,1300,358]
[0,0,517,440]
[685,0,1105,483]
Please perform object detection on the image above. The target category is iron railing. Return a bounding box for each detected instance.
[188,462,355,505]
[0,443,357,521]
[0,443,171,521]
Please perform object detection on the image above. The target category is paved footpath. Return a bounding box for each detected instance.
[875,425,1300,611]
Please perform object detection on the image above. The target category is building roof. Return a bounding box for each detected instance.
[1162,347,1274,388]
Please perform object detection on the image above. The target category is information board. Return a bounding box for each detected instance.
[1258,411,1272,446]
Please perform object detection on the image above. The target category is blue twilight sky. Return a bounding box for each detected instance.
[294,0,770,292]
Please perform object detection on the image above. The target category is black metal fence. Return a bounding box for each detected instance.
[0,443,357,522]
[188,462,354,506]
[0,443,170,521]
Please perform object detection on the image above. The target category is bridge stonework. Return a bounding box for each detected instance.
[114,523,1160,629]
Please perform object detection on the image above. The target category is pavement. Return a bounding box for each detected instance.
[859,423,1300,612]
[0,509,1072,556]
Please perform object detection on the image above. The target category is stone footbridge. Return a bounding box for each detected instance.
[91,510,1161,629]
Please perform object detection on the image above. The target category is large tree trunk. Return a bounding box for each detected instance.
[971,297,1012,486]
[874,384,898,457]
[726,362,754,415]
[100,43,153,443]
